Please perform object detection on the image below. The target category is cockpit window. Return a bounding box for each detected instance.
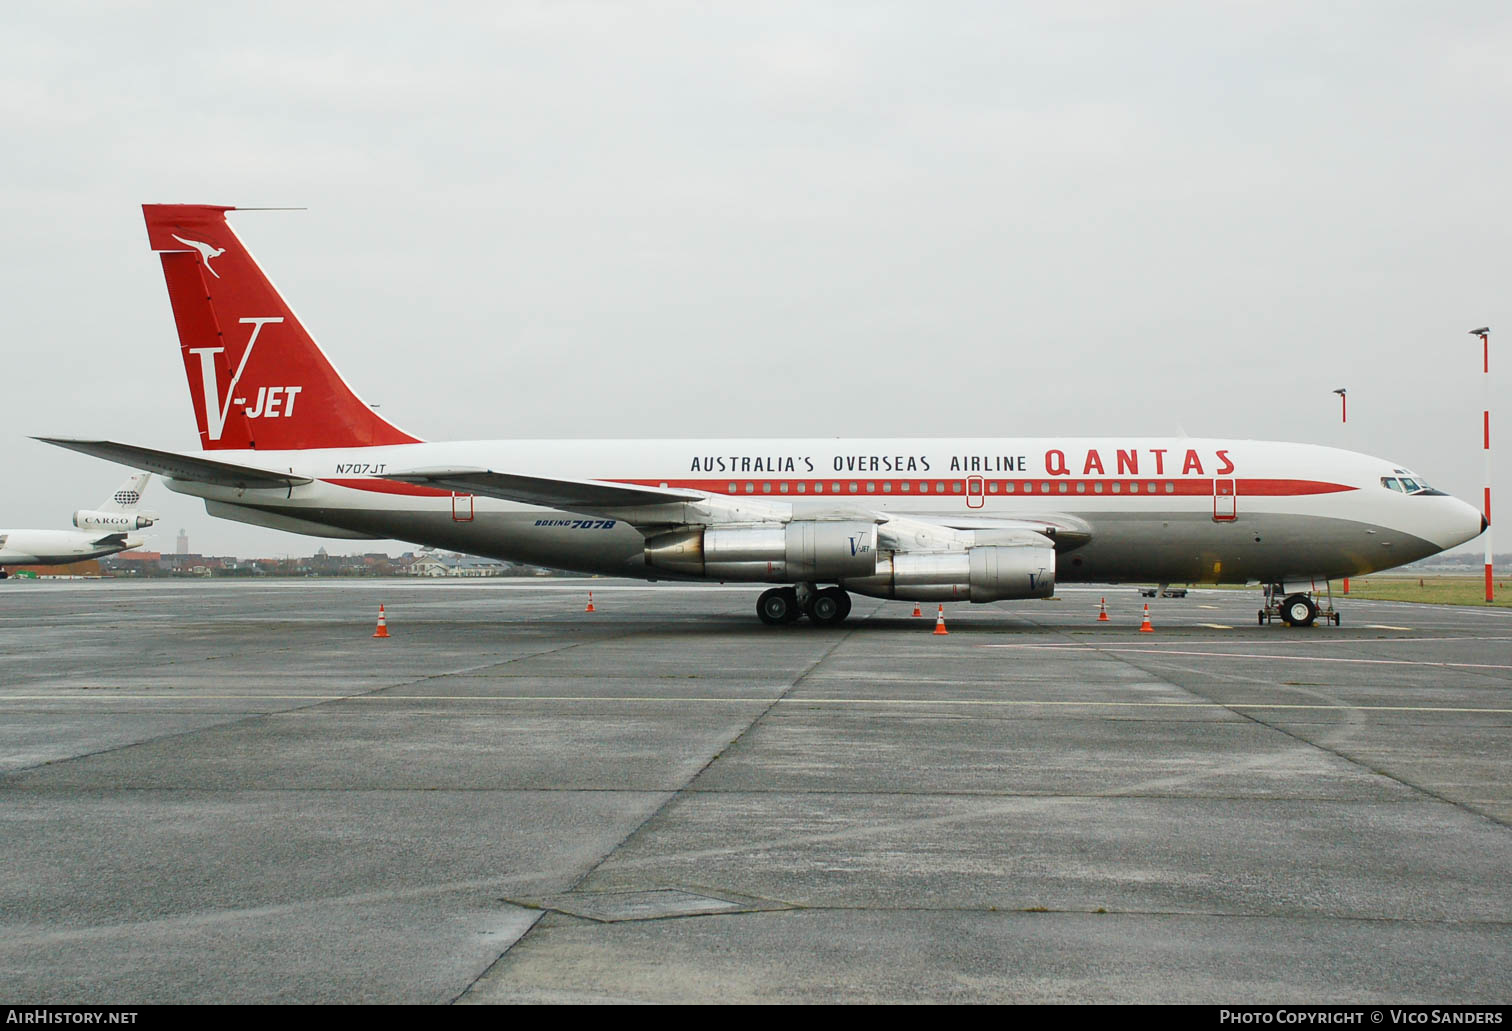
[1382,474,1446,496]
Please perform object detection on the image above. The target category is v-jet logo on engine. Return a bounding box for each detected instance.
[189,317,303,441]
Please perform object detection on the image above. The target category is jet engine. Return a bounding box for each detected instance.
[842,540,1055,602]
[644,521,878,581]
[72,510,157,532]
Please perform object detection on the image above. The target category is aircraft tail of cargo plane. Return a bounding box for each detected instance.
[37,205,1486,624]
[0,473,155,576]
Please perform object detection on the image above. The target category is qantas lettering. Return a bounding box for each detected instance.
[1046,447,1236,477]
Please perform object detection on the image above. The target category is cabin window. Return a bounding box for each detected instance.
[1094,482,1104,494]
[796,482,806,493]
[779,482,789,493]
[1004,482,1015,493]
[762,482,771,493]
[1075,482,1086,493]
[745,482,755,493]
[988,482,998,493]
[814,482,824,493]
[866,482,876,493]
[849,482,858,493]
[728,482,737,493]
[919,482,929,493]
[1165,482,1175,493]
[882,482,892,493]
[1058,482,1068,494]
[952,482,962,493]
[900,481,910,492]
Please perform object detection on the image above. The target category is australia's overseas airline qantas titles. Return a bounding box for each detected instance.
[40,205,1485,625]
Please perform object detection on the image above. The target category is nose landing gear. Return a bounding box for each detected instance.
[1259,583,1341,627]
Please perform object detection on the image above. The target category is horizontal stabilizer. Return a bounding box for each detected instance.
[35,438,311,490]
[90,532,130,546]
[384,468,705,509]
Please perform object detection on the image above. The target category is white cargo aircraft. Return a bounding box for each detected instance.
[0,474,155,577]
[39,205,1485,625]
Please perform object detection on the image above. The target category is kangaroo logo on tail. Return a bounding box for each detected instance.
[171,234,226,278]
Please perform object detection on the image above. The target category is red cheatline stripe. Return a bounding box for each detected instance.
[324,478,451,497]
[325,475,1358,500]
[609,477,1356,497]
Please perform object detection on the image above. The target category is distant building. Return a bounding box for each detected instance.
[176,529,189,555]
[407,554,510,577]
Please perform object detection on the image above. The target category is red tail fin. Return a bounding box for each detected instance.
[143,204,420,451]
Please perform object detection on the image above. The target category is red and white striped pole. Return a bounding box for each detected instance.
[1472,328,1492,603]
[1335,388,1349,594]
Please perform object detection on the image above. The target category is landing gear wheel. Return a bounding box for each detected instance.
[806,587,850,626]
[1280,594,1317,628]
[1258,609,1265,626]
[757,587,797,626]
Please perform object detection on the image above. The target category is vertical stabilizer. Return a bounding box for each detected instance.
[142,204,421,451]
[97,473,151,512]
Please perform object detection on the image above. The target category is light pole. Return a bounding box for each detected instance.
[1471,328,1492,602]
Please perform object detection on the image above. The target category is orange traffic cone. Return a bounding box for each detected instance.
[912,602,923,618]
[372,603,391,639]
[585,592,596,613]
[1138,603,1154,633]
[1097,596,1110,622]
[933,604,949,635]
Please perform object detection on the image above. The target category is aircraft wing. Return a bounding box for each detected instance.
[383,468,707,509]
[34,438,311,490]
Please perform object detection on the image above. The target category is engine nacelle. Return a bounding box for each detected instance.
[72,509,157,531]
[644,521,879,581]
[843,542,1055,602]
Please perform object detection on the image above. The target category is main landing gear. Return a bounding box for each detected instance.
[757,584,852,627]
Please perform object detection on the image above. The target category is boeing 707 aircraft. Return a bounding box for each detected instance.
[39,205,1485,625]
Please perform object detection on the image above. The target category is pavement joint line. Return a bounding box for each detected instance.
[1064,635,1512,831]
[3,695,1511,714]
[984,611,1512,831]
[0,628,644,781]
[452,600,877,1003]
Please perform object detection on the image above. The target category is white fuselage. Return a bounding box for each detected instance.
[0,529,142,566]
[162,436,1485,586]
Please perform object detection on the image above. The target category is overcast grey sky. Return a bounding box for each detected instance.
[3,1,1508,557]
